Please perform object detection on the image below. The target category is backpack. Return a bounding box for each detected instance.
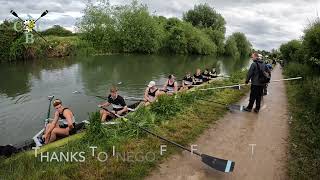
[255,62,271,84]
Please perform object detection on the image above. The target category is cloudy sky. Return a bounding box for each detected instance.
[1,0,319,50]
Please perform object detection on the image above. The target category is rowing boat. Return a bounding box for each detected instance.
[0,73,225,157]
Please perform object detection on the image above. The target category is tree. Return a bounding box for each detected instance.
[279,40,303,63]
[231,32,251,57]
[115,2,162,53]
[202,28,225,55]
[183,4,226,33]
[302,19,320,66]
[225,36,239,59]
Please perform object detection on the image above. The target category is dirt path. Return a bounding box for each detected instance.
[146,65,289,180]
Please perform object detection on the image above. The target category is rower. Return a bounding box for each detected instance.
[180,72,194,91]
[43,99,76,144]
[209,67,217,78]
[144,81,162,106]
[98,86,128,122]
[202,69,211,82]
[162,74,178,95]
[193,68,203,85]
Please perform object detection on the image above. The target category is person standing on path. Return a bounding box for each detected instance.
[244,52,270,113]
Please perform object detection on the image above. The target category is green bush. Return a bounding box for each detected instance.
[0,20,24,61]
[84,112,108,142]
[150,95,183,120]
[41,25,73,36]
[280,40,303,63]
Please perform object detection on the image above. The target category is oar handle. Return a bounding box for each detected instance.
[99,105,201,156]
[136,124,201,156]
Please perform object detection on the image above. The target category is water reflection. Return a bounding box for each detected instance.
[0,55,249,145]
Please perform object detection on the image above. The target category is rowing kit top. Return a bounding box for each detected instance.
[202,71,210,78]
[193,74,203,84]
[166,80,176,92]
[183,76,193,85]
[148,88,158,97]
[210,70,217,78]
[107,95,126,111]
[202,72,210,81]
[59,108,76,125]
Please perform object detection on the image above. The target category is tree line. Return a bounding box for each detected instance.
[77,0,251,58]
[0,0,252,62]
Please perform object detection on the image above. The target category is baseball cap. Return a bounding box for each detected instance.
[148,81,156,87]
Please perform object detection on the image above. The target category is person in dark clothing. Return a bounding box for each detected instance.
[43,99,76,144]
[98,86,128,122]
[244,53,270,113]
[263,64,273,95]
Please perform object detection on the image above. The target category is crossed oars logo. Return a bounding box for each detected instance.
[10,10,50,45]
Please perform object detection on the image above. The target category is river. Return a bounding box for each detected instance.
[0,54,250,145]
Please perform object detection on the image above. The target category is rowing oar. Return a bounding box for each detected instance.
[197,98,244,112]
[95,95,144,101]
[196,77,303,92]
[33,95,54,147]
[117,75,229,87]
[99,107,235,173]
[10,10,24,22]
[34,10,48,23]
[71,91,144,101]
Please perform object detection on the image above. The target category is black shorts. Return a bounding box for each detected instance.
[59,123,76,135]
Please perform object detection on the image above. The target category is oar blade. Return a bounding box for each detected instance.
[201,154,235,173]
[41,10,49,17]
[227,104,244,112]
[10,10,18,17]
[230,85,241,90]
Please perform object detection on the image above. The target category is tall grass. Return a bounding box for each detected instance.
[284,62,320,179]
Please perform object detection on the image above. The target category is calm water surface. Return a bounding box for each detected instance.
[0,54,250,145]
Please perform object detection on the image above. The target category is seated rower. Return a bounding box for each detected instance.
[180,72,194,91]
[43,99,75,144]
[202,69,211,82]
[209,67,218,78]
[98,86,128,122]
[144,81,163,106]
[162,74,178,95]
[193,68,203,85]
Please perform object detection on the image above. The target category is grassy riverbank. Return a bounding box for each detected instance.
[284,63,320,179]
[0,71,249,180]
[279,19,320,179]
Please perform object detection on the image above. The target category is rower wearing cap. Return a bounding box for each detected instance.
[144,81,163,106]
[43,99,76,144]
[98,86,128,122]
[162,74,178,95]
